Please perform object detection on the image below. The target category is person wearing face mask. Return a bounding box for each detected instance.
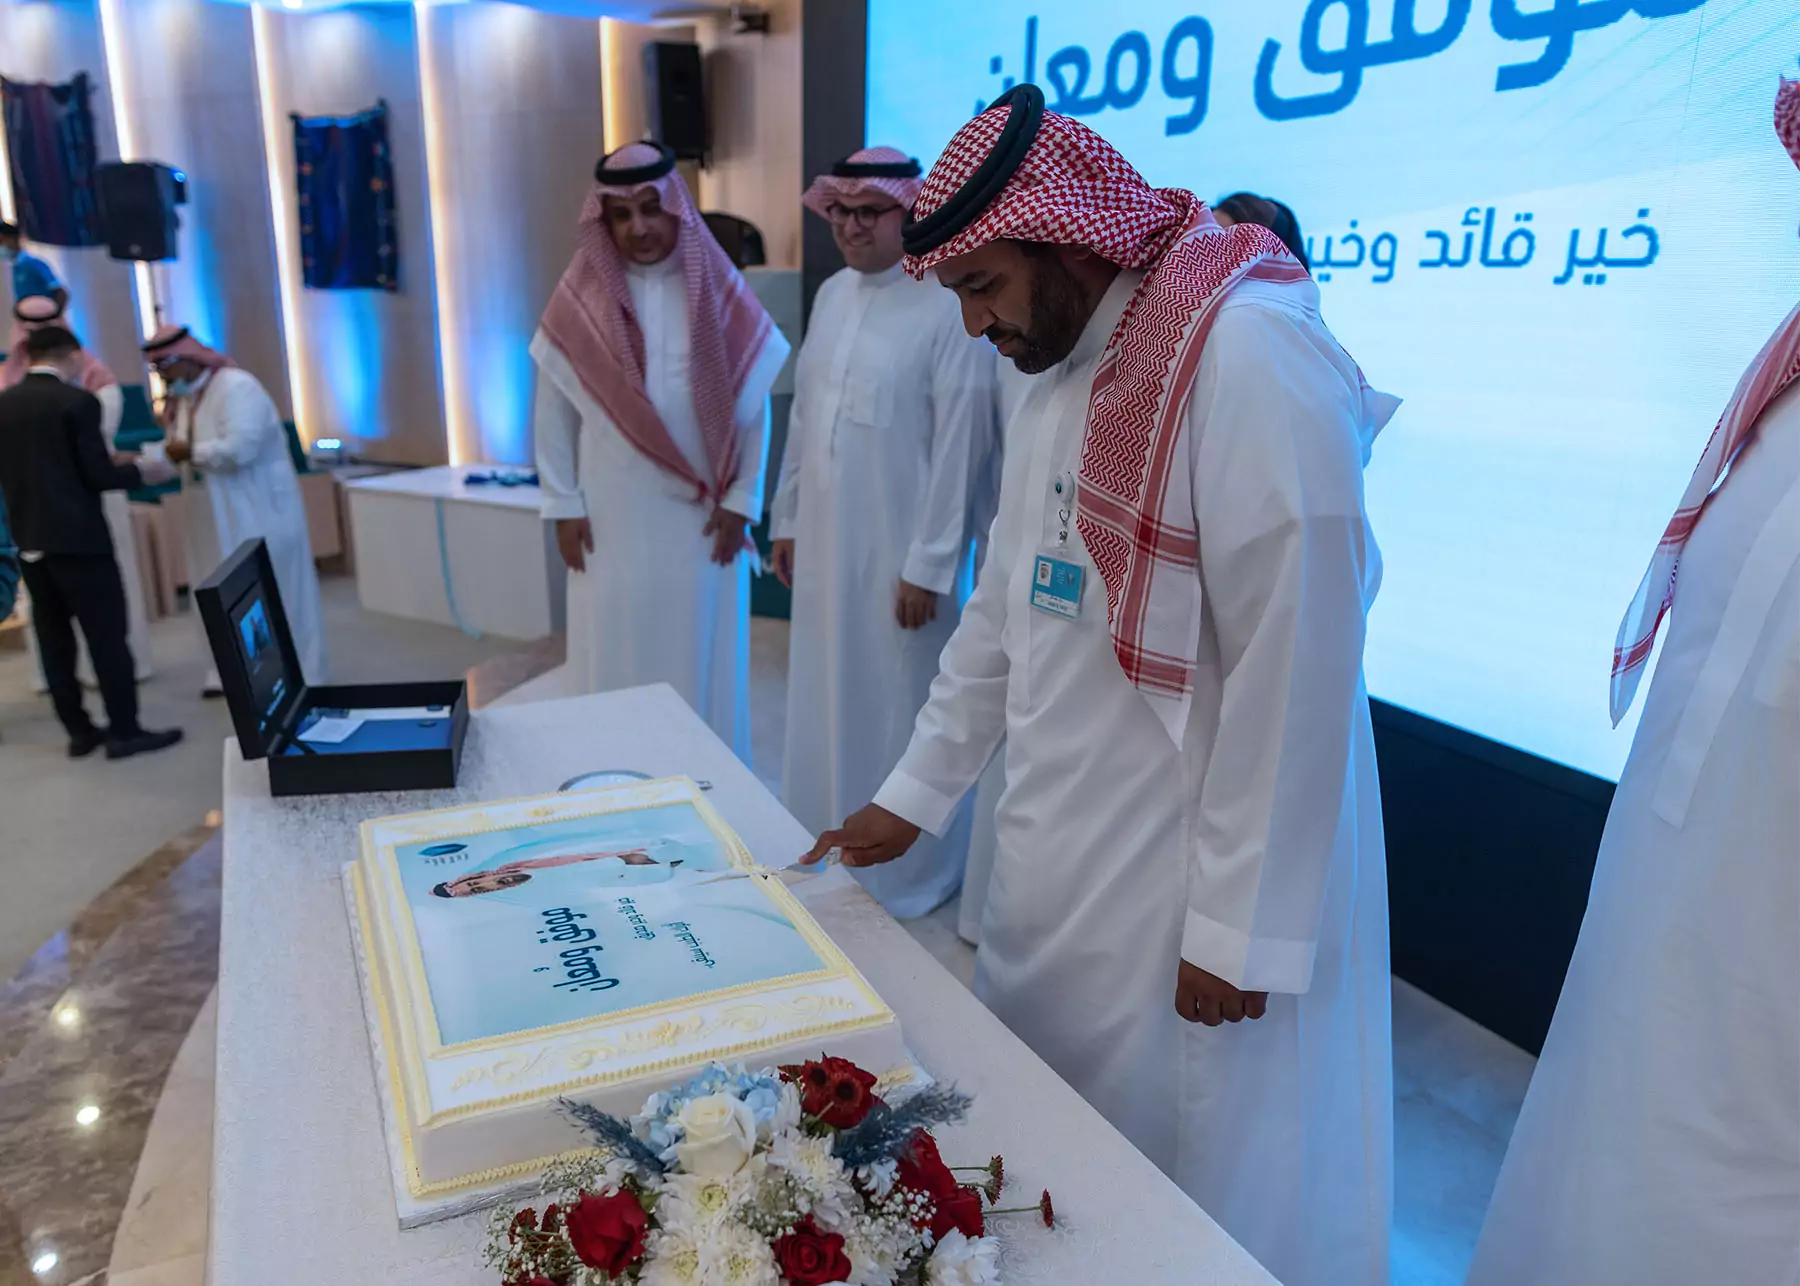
[0,220,68,313]
[766,148,998,919]
[531,143,788,761]
[142,325,326,688]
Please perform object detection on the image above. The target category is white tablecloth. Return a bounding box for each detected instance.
[209,684,1277,1285]
[344,464,564,641]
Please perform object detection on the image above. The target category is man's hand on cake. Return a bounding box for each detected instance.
[801,804,921,869]
[1175,959,1268,1027]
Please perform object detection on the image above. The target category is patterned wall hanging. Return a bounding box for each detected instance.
[291,99,399,291]
[1,72,103,247]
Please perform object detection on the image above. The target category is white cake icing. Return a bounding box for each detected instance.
[348,778,907,1201]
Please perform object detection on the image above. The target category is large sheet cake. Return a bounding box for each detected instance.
[347,777,905,1215]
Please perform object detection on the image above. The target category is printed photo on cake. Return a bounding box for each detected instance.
[391,801,830,1046]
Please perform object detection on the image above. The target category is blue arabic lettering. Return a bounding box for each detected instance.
[1492,0,1706,92]
[1420,207,1484,268]
[1047,30,1162,115]
[537,906,596,945]
[551,944,621,993]
[1256,0,1474,122]
[1612,210,1661,266]
[1479,209,1537,268]
[1160,17,1213,136]
[1315,219,1371,280]
[986,17,1213,132]
[978,16,1040,113]
[1370,231,1399,283]
[1555,208,1659,285]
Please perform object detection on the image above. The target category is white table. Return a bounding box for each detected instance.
[344,465,564,641]
[210,685,1277,1285]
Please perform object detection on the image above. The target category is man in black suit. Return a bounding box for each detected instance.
[0,326,182,759]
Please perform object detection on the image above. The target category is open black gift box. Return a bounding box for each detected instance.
[195,539,468,796]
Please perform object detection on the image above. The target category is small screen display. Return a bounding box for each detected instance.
[228,585,287,727]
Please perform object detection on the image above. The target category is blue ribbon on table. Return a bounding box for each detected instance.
[434,496,482,639]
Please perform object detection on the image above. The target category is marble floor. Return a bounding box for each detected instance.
[0,611,1535,1286]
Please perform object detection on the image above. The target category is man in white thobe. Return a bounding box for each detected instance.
[1468,79,1800,1286]
[533,143,787,761]
[804,89,1396,1286]
[769,147,997,918]
[145,325,326,684]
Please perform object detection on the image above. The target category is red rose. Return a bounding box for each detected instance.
[895,1129,959,1201]
[773,1217,854,1286]
[564,1189,648,1276]
[932,1185,986,1241]
[507,1207,539,1243]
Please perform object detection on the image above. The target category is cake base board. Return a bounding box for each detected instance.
[339,862,932,1229]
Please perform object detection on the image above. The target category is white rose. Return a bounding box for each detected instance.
[674,1092,758,1177]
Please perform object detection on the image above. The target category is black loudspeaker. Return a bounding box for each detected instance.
[95,161,185,262]
[643,42,707,162]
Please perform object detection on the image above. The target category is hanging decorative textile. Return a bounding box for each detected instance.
[291,100,399,291]
[0,73,103,247]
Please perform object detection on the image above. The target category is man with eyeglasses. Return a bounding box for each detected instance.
[769,147,997,918]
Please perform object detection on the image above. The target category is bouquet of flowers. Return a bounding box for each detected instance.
[484,1057,1054,1286]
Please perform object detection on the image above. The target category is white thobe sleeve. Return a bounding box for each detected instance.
[769,354,809,541]
[720,397,770,522]
[95,385,124,446]
[189,375,279,473]
[872,471,1015,834]
[901,318,998,595]
[1180,307,1375,995]
[534,372,587,522]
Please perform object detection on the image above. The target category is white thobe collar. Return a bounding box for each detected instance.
[627,247,683,285]
[26,364,68,382]
[1059,267,1145,375]
[853,261,906,289]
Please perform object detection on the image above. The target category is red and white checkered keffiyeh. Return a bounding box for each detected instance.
[802,146,923,219]
[1609,76,1800,723]
[904,101,1315,741]
[538,144,785,508]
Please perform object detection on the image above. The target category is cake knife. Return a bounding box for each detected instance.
[692,848,843,887]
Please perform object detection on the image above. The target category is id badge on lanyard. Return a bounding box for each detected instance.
[1031,471,1085,620]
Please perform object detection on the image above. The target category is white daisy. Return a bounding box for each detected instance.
[641,1226,706,1286]
[701,1220,781,1286]
[766,1131,857,1227]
